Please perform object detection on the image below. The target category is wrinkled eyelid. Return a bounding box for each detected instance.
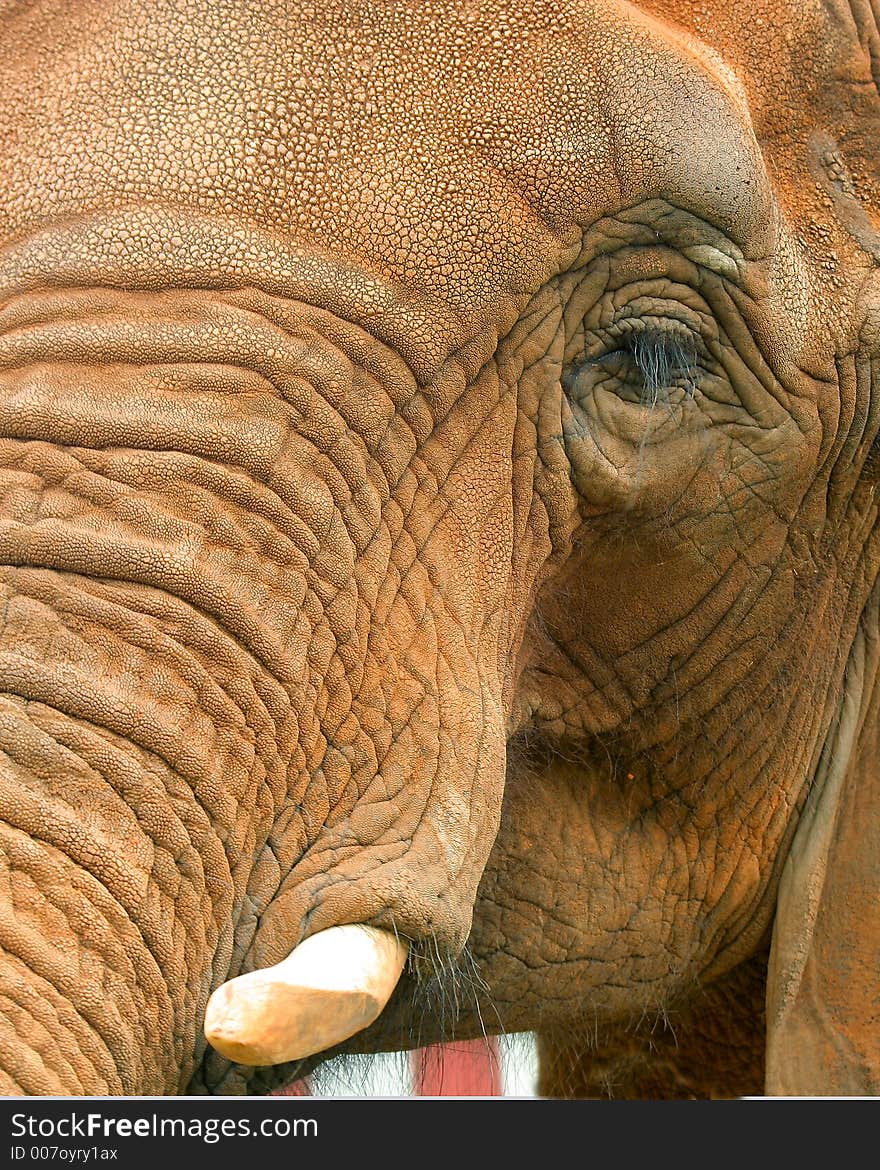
[679,243,743,280]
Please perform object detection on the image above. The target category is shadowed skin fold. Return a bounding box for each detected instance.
[0,0,878,1096]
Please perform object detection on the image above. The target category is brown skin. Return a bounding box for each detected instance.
[0,0,877,1096]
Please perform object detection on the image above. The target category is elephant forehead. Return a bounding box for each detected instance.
[0,0,772,310]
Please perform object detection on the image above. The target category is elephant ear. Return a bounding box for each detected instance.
[764,0,880,1095]
[766,605,880,1094]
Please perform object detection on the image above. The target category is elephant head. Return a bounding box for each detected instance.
[0,0,878,1097]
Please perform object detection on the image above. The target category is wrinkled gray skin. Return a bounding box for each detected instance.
[0,0,879,1097]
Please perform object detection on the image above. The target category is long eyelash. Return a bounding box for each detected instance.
[627,330,697,408]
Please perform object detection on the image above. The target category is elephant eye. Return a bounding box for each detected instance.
[564,325,699,408]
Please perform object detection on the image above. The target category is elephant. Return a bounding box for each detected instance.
[0,0,878,1098]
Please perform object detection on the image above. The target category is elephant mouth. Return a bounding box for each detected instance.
[227,932,491,1092]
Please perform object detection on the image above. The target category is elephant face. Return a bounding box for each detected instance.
[0,0,878,1096]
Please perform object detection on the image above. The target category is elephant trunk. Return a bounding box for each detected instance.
[0,677,238,1094]
[0,529,296,1092]
[0,272,515,1086]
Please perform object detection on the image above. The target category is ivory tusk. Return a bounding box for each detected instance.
[203,924,409,1066]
